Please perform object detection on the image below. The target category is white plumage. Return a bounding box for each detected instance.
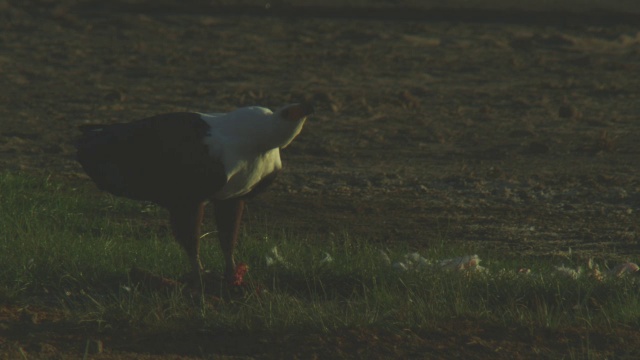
[200,105,306,199]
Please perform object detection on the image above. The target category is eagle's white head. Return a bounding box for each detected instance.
[201,103,313,155]
[208,103,312,151]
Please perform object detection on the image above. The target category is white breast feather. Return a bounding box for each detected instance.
[199,110,283,199]
[217,148,282,199]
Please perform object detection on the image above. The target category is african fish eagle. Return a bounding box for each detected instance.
[76,103,313,283]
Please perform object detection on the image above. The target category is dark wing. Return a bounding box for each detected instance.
[76,112,227,206]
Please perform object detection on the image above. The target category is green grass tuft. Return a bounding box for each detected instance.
[1,172,639,335]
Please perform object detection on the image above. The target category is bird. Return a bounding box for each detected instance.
[76,103,313,283]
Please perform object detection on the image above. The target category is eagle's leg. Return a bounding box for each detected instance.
[169,201,206,275]
[213,198,245,282]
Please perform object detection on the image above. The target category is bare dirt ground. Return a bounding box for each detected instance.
[1,1,640,358]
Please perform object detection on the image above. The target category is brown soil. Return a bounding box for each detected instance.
[1,1,640,358]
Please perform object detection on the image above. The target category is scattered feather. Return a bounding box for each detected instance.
[438,254,481,271]
[265,246,290,268]
[607,262,639,278]
[320,252,334,264]
[554,264,582,279]
[379,250,391,265]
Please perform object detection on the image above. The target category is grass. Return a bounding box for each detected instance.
[1,171,639,337]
